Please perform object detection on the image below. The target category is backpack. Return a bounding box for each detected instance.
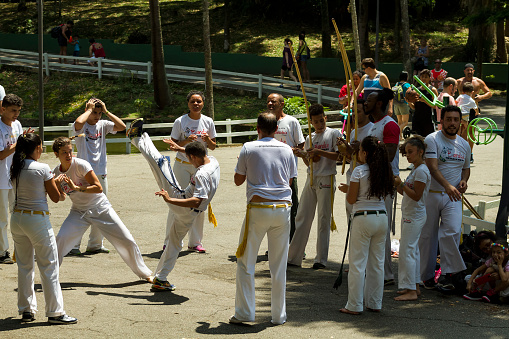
[392,82,405,103]
[50,24,63,39]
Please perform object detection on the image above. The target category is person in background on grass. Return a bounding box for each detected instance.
[58,21,73,64]
[413,38,429,77]
[279,38,299,90]
[88,39,106,67]
[296,31,310,83]
[68,98,126,256]
[10,133,78,325]
[0,94,31,265]
[72,34,81,65]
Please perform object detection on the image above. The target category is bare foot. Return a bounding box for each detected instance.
[397,289,421,296]
[340,308,361,315]
[394,290,418,301]
[145,276,154,284]
[397,289,409,294]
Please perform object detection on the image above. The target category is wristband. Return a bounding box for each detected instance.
[399,182,405,188]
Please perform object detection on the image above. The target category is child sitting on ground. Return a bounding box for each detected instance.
[464,240,509,303]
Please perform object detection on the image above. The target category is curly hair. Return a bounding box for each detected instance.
[186,90,205,102]
[52,136,72,154]
[399,135,426,157]
[10,133,41,182]
[2,93,23,108]
[361,136,394,200]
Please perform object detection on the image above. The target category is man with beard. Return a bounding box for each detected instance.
[456,63,492,163]
[419,105,470,291]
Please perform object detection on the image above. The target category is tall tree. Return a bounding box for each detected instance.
[320,0,332,57]
[203,0,215,119]
[358,0,370,59]
[349,0,361,69]
[394,0,401,59]
[18,0,27,12]
[149,0,170,109]
[495,4,508,63]
[223,0,231,53]
[400,0,412,75]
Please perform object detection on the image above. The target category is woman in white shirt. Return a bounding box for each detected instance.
[10,133,77,324]
[340,136,394,315]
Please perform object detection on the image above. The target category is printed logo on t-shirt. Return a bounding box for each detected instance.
[314,142,331,151]
[274,127,288,143]
[190,175,196,186]
[60,181,74,194]
[184,126,207,137]
[85,127,102,142]
[438,146,466,163]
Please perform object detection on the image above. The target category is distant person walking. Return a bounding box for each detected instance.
[355,58,393,115]
[296,31,310,83]
[57,21,73,64]
[88,39,106,67]
[393,71,412,140]
[280,38,298,89]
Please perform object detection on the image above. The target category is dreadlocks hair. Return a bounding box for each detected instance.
[52,136,72,154]
[361,136,394,200]
[10,133,42,182]
[399,135,427,157]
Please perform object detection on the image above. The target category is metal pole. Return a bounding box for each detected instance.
[375,0,379,67]
[38,0,44,143]
[495,59,509,238]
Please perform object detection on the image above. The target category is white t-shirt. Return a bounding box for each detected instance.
[424,131,471,191]
[170,114,216,163]
[368,115,400,175]
[53,157,110,211]
[456,94,477,115]
[74,120,116,176]
[350,163,386,213]
[305,127,340,176]
[13,160,53,211]
[0,120,22,189]
[274,114,305,173]
[401,163,431,220]
[183,156,220,212]
[0,85,5,102]
[235,137,297,202]
[346,122,374,184]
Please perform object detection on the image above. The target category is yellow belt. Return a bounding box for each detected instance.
[13,209,50,216]
[235,202,292,258]
[175,158,191,165]
[429,190,444,194]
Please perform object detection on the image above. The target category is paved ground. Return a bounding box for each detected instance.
[0,97,508,338]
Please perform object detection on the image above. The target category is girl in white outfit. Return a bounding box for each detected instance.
[52,137,153,282]
[168,90,216,252]
[393,136,430,301]
[340,136,394,315]
[10,133,77,324]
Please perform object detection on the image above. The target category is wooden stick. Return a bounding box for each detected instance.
[288,41,313,185]
[463,195,483,220]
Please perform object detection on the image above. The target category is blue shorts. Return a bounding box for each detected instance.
[73,51,80,57]
[299,54,310,62]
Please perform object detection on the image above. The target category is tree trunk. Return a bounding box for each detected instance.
[349,0,362,70]
[17,0,27,12]
[496,7,508,63]
[358,0,370,59]
[320,0,332,57]
[203,0,215,119]
[394,0,401,59]
[400,0,412,75]
[149,0,170,109]
[465,0,496,74]
[223,0,230,53]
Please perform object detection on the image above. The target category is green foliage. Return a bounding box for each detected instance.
[283,96,308,116]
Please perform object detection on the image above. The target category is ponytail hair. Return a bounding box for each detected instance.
[10,133,42,182]
[361,136,394,200]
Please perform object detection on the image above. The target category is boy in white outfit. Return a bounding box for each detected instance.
[127,121,220,291]
[0,94,32,264]
[287,104,340,269]
[71,98,126,255]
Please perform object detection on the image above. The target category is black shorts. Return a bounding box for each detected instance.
[469,107,479,122]
[281,64,293,71]
[58,36,67,47]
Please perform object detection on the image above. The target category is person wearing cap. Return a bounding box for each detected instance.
[456,63,492,163]
[430,59,448,93]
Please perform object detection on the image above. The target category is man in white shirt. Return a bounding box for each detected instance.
[0,85,5,106]
[230,112,297,326]
[267,93,304,240]
[419,105,470,291]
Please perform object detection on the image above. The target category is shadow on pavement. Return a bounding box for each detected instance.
[195,321,270,335]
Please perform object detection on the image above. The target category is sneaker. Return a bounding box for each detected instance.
[437,274,455,291]
[482,294,499,303]
[126,118,144,138]
[65,249,82,257]
[85,247,110,254]
[151,277,175,292]
[48,315,78,325]
[21,312,35,322]
[384,279,395,286]
[422,278,437,290]
[188,245,206,253]
[278,84,284,88]
[463,291,483,301]
[312,263,326,270]
[470,154,474,164]
[0,251,14,264]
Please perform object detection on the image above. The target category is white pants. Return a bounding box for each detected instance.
[56,205,152,279]
[170,160,203,248]
[72,175,107,251]
[0,188,14,255]
[384,196,394,280]
[419,192,466,281]
[287,175,334,266]
[398,215,426,290]
[132,134,198,280]
[345,212,387,313]
[235,203,291,325]
[11,211,65,317]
